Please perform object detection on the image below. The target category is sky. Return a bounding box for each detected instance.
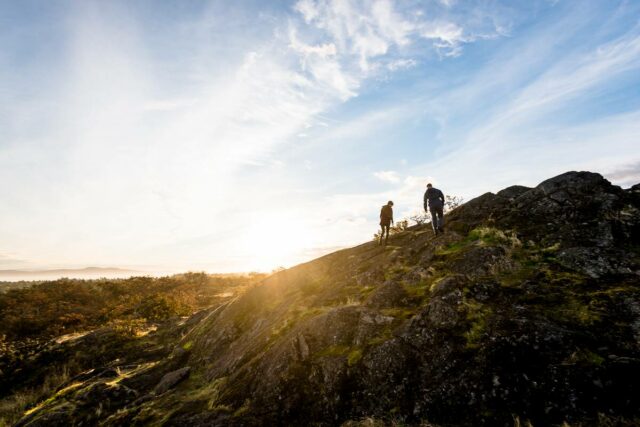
[1,0,639,274]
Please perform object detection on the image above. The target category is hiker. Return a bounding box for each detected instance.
[424,183,445,235]
[379,201,394,245]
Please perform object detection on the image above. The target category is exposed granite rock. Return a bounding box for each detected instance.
[365,280,411,308]
[556,247,634,278]
[154,367,191,394]
[448,245,515,278]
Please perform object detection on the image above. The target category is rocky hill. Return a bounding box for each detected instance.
[9,171,640,426]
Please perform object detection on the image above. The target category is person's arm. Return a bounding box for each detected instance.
[391,209,394,225]
[439,190,445,203]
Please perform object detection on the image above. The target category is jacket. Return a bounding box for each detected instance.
[380,205,393,225]
[424,187,445,209]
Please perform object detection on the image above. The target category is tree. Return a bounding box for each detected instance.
[372,219,409,241]
[409,212,429,225]
[445,195,463,212]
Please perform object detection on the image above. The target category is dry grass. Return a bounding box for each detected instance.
[0,363,74,425]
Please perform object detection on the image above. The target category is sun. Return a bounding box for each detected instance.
[238,214,315,271]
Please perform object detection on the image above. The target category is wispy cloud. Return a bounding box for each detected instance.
[605,161,640,188]
[406,10,640,197]
[0,253,28,269]
[374,170,400,183]
[476,30,640,137]
[289,0,498,85]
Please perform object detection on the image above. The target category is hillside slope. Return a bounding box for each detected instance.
[14,171,640,426]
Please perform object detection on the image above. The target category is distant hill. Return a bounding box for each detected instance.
[4,171,640,427]
[0,267,141,282]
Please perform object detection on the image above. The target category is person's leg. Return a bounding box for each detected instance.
[436,207,444,232]
[379,225,385,245]
[429,207,438,234]
[384,225,390,245]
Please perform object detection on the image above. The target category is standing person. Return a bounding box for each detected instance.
[379,201,394,246]
[424,183,445,235]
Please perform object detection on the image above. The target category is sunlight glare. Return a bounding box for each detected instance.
[239,214,315,271]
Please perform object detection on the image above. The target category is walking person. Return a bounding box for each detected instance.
[424,183,445,235]
[379,201,394,245]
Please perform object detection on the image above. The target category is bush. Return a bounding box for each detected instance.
[373,220,409,241]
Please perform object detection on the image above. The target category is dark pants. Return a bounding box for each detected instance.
[429,201,444,233]
[380,223,390,244]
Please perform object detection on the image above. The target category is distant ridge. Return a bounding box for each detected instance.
[0,267,141,281]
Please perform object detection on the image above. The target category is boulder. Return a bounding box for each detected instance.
[365,280,411,308]
[154,367,191,394]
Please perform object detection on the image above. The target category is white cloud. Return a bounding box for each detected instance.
[288,27,337,58]
[374,170,400,183]
[387,58,417,70]
[462,31,640,148]
[294,0,320,23]
[0,253,29,269]
[419,22,466,57]
[604,161,640,188]
[440,0,456,7]
[289,0,488,87]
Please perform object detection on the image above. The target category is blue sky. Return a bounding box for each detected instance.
[1,0,639,273]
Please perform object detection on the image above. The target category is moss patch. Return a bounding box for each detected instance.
[315,344,350,358]
[380,307,415,320]
[563,349,605,366]
[463,300,493,350]
[347,349,363,366]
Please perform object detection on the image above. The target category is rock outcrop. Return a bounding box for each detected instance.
[13,171,640,426]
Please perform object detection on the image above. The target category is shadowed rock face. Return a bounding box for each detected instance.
[14,171,640,426]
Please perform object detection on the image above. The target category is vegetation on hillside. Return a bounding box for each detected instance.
[0,272,265,342]
[0,272,266,426]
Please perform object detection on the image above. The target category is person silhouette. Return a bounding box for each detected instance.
[424,183,445,235]
[379,201,394,245]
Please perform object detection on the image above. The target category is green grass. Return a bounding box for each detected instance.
[315,345,365,367]
[436,227,521,257]
[368,327,394,346]
[463,300,492,350]
[233,399,251,417]
[435,240,470,256]
[384,264,412,281]
[564,349,605,366]
[0,361,78,425]
[402,280,432,300]
[315,344,350,358]
[347,349,363,366]
[496,241,588,288]
[556,298,601,325]
[270,305,331,340]
[380,307,415,320]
